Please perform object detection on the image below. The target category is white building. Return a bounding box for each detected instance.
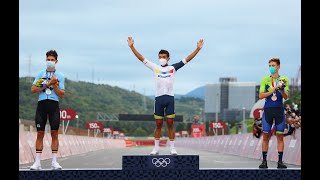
[204,77,258,122]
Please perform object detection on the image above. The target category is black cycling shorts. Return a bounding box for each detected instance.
[34,99,60,131]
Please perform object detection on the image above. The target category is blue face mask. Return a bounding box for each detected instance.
[47,61,56,68]
[269,66,276,74]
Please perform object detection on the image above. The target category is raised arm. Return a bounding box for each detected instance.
[185,39,204,62]
[127,37,145,62]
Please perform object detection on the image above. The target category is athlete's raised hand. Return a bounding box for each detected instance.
[127,36,145,61]
[127,37,134,47]
[197,39,204,49]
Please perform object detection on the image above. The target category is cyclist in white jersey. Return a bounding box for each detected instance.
[127,37,204,155]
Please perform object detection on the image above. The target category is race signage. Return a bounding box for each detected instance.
[113,131,120,135]
[209,122,226,129]
[253,108,264,119]
[86,122,103,129]
[191,124,205,137]
[181,130,189,135]
[59,108,76,120]
[103,127,114,133]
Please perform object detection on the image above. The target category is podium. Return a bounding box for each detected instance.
[20,154,301,179]
[122,155,200,179]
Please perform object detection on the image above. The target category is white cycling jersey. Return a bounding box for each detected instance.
[142,58,187,97]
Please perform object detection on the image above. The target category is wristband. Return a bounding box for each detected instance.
[182,59,187,64]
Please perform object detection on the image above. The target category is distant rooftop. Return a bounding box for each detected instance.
[219,77,237,83]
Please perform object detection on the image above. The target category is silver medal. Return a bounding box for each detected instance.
[45,88,52,95]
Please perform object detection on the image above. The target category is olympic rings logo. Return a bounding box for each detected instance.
[151,158,171,167]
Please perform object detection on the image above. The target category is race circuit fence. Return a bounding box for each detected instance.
[19,128,301,166]
[173,128,301,166]
[19,130,126,165]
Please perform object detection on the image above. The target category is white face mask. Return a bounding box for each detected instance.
[46,61,56,68]
[159,58,167,66]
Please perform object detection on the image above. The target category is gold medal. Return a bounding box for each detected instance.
[271,95,277,101]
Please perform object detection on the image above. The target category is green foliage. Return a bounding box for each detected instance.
[19,77,204,136]
[133,127,149,136]
[284,90,301,110]
[229,119,254,135]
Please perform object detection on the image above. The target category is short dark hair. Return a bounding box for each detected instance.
[46,50,58,59]
[268,58,280,65]
[159,49,170,58]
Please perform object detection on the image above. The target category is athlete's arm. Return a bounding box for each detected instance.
[51,75,65,99]
[127,36,145,62]
[172,60,186,71]
[259,88,276,99]
[31,72,47,93]
[258,78,277,99]
[31,85,47,93]
[52,84,65,99]
[278,89,288,100]
[278,77,289,100]
[185,39,204,62]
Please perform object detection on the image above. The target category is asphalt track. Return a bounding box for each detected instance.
[19,146,301,170]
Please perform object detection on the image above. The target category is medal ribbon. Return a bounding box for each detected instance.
[271,77,278,97]
[45,70,55,95]
[45,70,55,87]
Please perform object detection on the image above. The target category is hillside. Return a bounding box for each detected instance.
[184,86,205,99]
[19,77,204,136]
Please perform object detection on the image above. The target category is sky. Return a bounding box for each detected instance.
[19,0,301,96]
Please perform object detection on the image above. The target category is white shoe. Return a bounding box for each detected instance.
[150,148,159,155]
[51,162,62,170]
[30,162,42,170]
[170,148,178,155]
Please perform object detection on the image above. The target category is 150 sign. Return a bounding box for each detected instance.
[209,122,226,129]
[86,122,103,129]
[59,108,76,120]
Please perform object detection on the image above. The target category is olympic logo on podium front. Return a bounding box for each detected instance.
[151,158,171,167]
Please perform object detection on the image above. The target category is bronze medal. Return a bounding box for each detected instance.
[271,95,277,101]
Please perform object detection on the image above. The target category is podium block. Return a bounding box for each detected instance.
[122,155,199,170]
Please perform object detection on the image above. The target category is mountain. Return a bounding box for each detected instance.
[184,86,205,99]
[148,86,205,99]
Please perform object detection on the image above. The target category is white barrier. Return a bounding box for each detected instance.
[174,128,301,165]
[19,131,126,164]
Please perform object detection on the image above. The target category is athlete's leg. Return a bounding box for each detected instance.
[154,96,165,140]
[30,130,45,170]
[154,115,164,139]
[150,115,163,155]
[275,108,287,168]
[259,108,273,168]
[48,100,62,169]
[151,96,165,154]
[35,131,45,161]
[276,134,284,157]
[165,96,177,155]
[166,114,175,141]
[31,101,48,170]
[261,109,273,157]
[48,100,60,154]
[50,130,59,161]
